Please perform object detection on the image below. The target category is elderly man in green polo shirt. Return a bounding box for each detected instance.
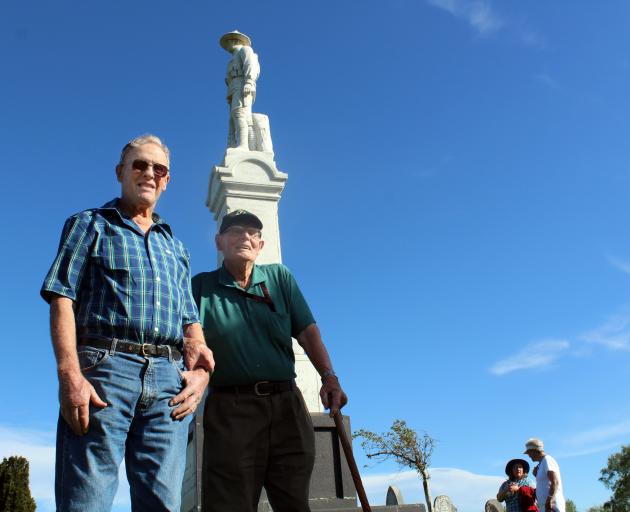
[192,209,347,512]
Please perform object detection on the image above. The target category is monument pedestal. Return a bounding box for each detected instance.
[184,411,425,511]
[258,414,356,511]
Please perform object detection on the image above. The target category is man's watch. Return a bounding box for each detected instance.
[321,369,337,382]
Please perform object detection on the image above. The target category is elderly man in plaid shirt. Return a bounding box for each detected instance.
[41,134,214,512]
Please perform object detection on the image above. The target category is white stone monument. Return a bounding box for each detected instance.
[206,30,323,412]
[183,31,428,512]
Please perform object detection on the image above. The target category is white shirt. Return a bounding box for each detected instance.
[536,455,565,512]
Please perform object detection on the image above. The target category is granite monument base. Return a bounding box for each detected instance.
[182,410,425,512]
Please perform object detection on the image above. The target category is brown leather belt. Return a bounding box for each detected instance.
[211,380,294,397]
[78,337,183,360]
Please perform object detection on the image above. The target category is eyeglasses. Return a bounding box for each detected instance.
[131,159,169,178]
[223,226,262,239]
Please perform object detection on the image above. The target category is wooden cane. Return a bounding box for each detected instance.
[333,411,372,512]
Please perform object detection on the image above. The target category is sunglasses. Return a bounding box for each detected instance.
[131,159,169,178]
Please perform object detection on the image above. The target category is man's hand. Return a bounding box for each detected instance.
[170,368,210,420]
[243,83,253,96]
[320,376,348,418]
[51,296,107,435]
[545,497,552,512]
[59,371,107,435]
[183,337,215,373]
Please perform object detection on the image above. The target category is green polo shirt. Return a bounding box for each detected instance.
[191,263,315,386]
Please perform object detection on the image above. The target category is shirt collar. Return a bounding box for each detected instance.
[97,198,173,237]
[218,263,266,289]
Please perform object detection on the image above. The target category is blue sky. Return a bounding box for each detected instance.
[1,1,630,510]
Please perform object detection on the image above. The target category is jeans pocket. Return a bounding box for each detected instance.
[77,347,109,372]
[171,359,185,384]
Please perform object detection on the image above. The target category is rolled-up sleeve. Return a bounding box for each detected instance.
[40,212,95,303]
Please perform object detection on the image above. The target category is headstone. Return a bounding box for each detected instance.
[434,495,456,512]
[485,499,504,512]
[386,485,405,505]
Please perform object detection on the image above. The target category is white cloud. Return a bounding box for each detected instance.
[489,339,570,376]
[0,424,130,512]
[558,419,630,457]
[363,467,503,511]
[426,0,504,35]
[488,305,630,376]
[608,255,630,275]
[581,307,630,351]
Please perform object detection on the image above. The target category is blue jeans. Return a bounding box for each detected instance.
[55,343,191,512]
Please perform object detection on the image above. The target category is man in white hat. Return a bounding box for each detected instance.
[524,438,566,512]
[220,30,260,150]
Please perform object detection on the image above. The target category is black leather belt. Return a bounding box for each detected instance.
[78,337,183,360]
[211,380,294,397]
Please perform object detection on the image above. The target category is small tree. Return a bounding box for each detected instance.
[600,445,630,512]
[0,456,36,512]
[566,499,577,512]
[354,419,436,512]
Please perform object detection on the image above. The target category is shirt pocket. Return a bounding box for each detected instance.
[92,226,137,279]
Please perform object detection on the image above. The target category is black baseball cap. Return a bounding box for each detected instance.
[219,209,263,234]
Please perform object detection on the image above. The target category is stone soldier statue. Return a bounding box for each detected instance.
[220,30,260,151]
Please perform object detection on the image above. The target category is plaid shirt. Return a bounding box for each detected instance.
[41,198,199,344]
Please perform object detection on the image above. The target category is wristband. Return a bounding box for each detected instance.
[321,369,337,382]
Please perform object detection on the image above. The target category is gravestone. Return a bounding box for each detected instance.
[386,486,405,505]
[485,499,504,512]
[434,495,456,512]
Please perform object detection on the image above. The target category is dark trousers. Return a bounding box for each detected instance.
[202,387,315,512]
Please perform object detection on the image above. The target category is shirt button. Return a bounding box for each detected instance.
[156,301,161,306]
[156,277,161,282]
[154,327,159,332]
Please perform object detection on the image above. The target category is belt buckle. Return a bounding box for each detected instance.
[141,343,152,357]
[254,381,271,397]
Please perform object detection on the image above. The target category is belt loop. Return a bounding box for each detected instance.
[166,345,173,362]
[110,338,118,356]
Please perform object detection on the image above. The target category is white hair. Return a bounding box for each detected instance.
[118,134,170,166]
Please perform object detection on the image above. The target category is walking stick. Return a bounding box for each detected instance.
[333,411,372,512]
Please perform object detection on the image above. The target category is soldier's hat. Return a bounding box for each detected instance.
[220,30,252,50]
